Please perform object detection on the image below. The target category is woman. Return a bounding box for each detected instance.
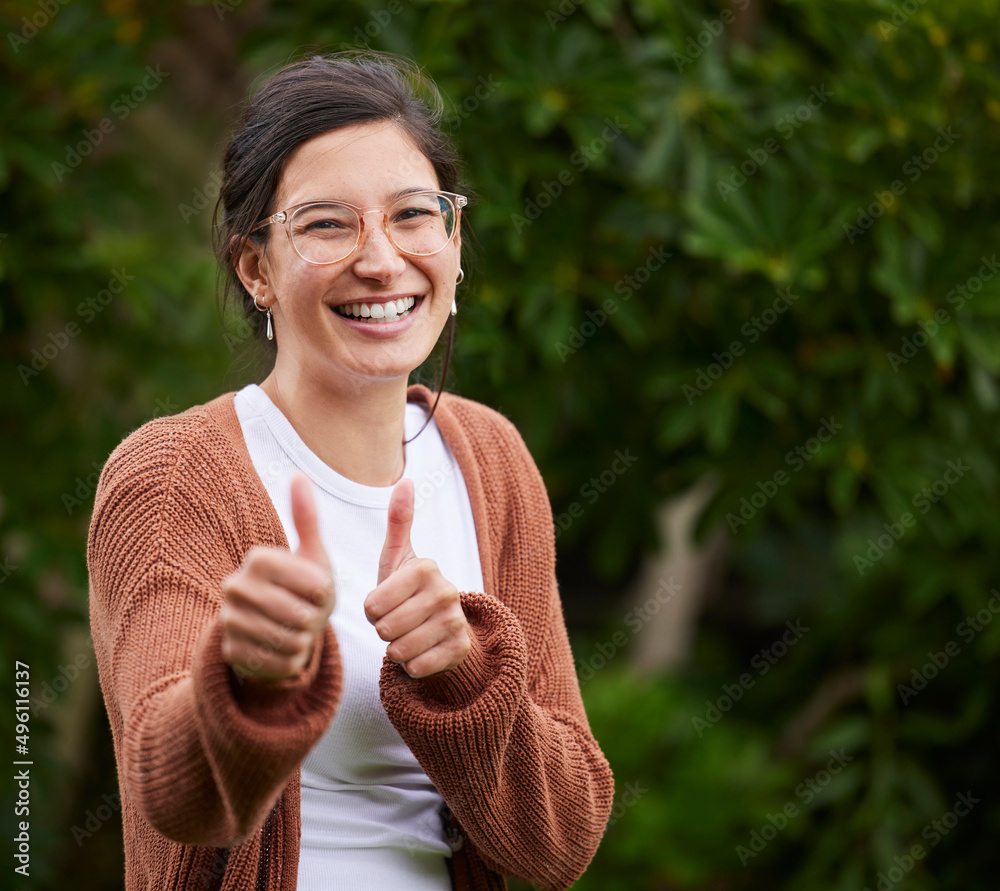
[88,52,614,891]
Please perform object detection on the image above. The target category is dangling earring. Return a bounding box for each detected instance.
[452,268,464,316]
[253,293,273,341]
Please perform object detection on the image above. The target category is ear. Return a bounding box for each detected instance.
[233,234,272,304]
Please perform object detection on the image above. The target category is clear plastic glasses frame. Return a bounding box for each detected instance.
[251,190,468,266]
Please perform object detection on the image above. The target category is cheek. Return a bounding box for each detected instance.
[286,265,340,302]
[433,267,457,292]
[432,248,461,285]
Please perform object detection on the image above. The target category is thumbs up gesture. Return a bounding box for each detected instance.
[365,478,471,679]
[220,472,337,684]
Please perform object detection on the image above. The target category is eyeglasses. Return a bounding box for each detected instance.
[251,190,467,266]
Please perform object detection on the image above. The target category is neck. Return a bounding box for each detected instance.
[259,368,412,488]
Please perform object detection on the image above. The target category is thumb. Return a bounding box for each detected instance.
[378,477,416,585]
[290,472,331,572]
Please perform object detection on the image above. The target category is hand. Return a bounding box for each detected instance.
[220,472,336,684]
[365,477,471,679]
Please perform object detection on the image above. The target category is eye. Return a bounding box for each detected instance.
[393,206,435,223]
[304,218,349,231]
[292,204,358,236]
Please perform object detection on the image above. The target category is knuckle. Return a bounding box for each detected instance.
[243,545,271,570]
[416,558,438,581]
[297,629,316,654]
[285,623,305,647]
[256,638,275,658]
[309,568,333,597]
[221,575,245,604]
[447,629,470,661]
[262,626,285,649]
[375,621,392,641]
[444,611,466,635]
[277,617,298,640]
[311,585,331,608]
[279,631,301,655]
[432,585,455,609]
[291,600,315,628]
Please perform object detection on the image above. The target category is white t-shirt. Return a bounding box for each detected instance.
[233,384,485,890]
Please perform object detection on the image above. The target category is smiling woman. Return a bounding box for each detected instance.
[86,51,614,891]
[233,121,465,481]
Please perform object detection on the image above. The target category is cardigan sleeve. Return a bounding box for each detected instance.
[379,407,615,890]
[87,416,342,847]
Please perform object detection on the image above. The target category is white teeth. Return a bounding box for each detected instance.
[335,296,417,322]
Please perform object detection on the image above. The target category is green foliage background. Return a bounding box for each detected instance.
[2,0,998,888]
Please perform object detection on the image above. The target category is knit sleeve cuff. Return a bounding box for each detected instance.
[380,591,527,717]
[195,618,342,729]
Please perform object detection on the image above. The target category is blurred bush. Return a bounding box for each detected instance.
[2,0,998,888]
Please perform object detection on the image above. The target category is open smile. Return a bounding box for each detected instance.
[330,295,425,336]
[333,295,418,322]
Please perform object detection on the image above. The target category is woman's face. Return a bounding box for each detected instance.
[238,121,461,391]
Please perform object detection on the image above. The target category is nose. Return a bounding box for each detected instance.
[350,210,406,282]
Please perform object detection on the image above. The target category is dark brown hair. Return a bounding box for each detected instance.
[212,50,469,441]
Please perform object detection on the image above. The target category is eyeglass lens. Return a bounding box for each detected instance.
[289,193,457,264]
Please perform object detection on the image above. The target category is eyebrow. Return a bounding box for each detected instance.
[280,186,440,212]
[386,186,439,202]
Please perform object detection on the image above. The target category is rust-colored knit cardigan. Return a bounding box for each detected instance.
[87,384,614,891]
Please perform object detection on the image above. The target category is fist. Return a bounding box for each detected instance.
[220,472,336,684]
[364,477,471,679]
